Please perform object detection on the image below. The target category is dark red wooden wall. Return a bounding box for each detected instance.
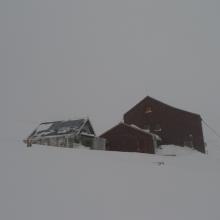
[124,97,205,153]
[101,123,155,154]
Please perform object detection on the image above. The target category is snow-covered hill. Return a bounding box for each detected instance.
[1,141,220,220]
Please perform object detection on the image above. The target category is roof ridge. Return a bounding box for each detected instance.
[101,122,161,140]
[39,117,88,125]
[124,96,201,118]
[147,96,201,118]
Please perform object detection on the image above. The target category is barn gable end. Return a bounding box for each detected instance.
[100,123,158,154]
[124,96,205,153]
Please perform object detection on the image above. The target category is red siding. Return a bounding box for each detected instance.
[101,123,155,154]
[124,97,205,153]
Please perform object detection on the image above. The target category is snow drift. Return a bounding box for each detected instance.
[1,141,220,220]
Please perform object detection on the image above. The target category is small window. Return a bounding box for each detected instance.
[145,106,152,114]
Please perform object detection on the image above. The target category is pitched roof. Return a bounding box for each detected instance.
[101,122,161,141]
[124,96,201,119]
[29,118,90,139]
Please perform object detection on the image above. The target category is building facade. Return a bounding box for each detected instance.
[24,118,106,150]
[101,123,160,154]
[124,96,205,153]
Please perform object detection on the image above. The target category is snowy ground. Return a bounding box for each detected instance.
[1,140,220,220]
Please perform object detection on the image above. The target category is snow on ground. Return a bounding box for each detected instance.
[1,140,220,220]
[156,145,200,156]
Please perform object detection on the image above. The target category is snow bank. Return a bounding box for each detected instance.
[0,141,220,220]
[156,145,200,156]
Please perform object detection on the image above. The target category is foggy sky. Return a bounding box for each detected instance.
[1,0,220,146]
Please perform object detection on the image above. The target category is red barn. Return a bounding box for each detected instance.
[124,96,205,153]
[100,123,160,154]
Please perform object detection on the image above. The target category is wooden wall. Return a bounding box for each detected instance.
[101,124,155,154]
[124,97,205,153]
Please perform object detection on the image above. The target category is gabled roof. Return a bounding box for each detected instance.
[128,124,161,141]
[124,96,201,119]
[101,122,161,141]
[28,118,95,139]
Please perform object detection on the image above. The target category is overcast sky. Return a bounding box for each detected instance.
[1,0,220,146]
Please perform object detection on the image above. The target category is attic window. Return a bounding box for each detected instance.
[145,106,152,114]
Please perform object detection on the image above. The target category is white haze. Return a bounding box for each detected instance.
[1,2,220,219]
[1,0,220,149]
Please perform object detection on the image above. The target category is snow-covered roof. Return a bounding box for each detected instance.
[128,124,161,141]
[101,122,161,141]
[29,118,90,139]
